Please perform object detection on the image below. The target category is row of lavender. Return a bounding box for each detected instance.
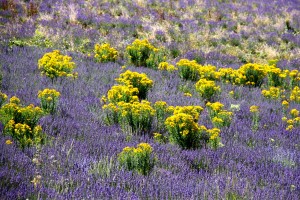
[1,43,300,199]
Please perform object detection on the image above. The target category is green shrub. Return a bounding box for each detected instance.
[118,143,155,175]
[38,50,78,82]
[37,88,61,114]
[0,96,46,149]
[165,113,206,149]
[195,78,220,101]
[176,59,200,81]
[116,70,153,100]
[126,39,165,68]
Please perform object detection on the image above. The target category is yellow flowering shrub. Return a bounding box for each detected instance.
[198,65,218,81]
[266,65,285,87]
[165,113,204,149]
[117,100,155,134]
[176,59,200,81]
[218,68,238,84]
[290,86,300,103]
[0,96,45,148]
[261,87,281,100]
[94,43,118,63]
[238,63,267,87]
[207,128,221,149]
[173,105,203,122]
[0,91,7,107]
[283,108,300,131]
[107,84,139,104]
[290,109,299,118]
[116,70,153,99]
[206,102,224,118]
[38,88,60,114]
[4,121,44,148]
[118,142,155,175]
[126,39,165,68]
[212,111,233,128]
[195,78,220,101]
[38,50,77,82]
[206,102,232,128]
[158,62,178,72]
[289,69,300,88]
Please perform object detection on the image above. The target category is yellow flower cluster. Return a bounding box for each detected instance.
[158,62,178,71]
[290,86,300,103]
[207,128,221,140]
[5,139,13,145]
[0,91,7,106]
[116,70,153,100]
[126,39,165,68]
[173,105,203,122]
[284,108,300,131]
[94,43,118,63]
[184,92,192,97]
[206,102,232,128]
[238,63,267,87]
[261,87,281,100]
[117,100,155,134]
[38,50,77,81]
[38,88,60,100]
[118,142,155,175]
[165,113,202,149]
[38,88,61,114]
[206,102,224,115]
[195,78,220,101]
[289,70,300,88]
[266,65,285,87]
[176,59,200,81]
[218,63,289,87]
[107,85,139,104]
[249,105,260,131]
[165,113,199,132]
[10,96,21,104]
[0,96,45,148]
[282,100,289,108]
[290,109,299,118]
[198,65,219,80]
[250,105,259,113]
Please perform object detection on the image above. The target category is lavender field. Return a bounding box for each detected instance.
[1,0,300,199]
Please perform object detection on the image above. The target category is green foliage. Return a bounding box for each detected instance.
[126,39,165,69]
[38,50,78,82]
[153,101,173,132]
[118,143,156,175]
[94,43,118,63]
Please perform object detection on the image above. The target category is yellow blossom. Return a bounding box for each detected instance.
[5,140,13,145]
